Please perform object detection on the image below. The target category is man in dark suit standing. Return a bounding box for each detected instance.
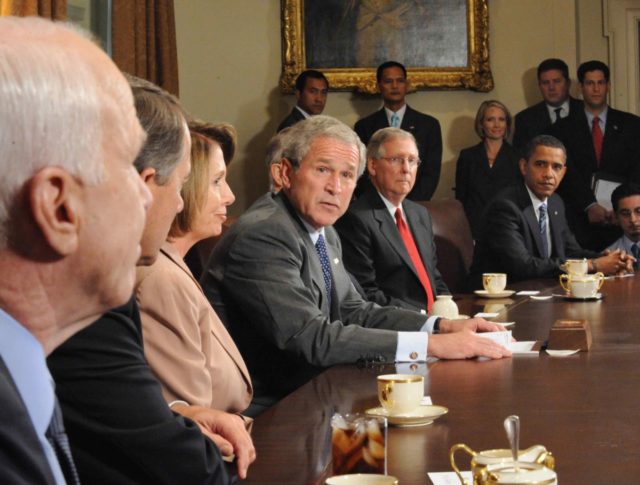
[354,61,442,201]
[550,60,640,250]
[0,17,151,485]
[513,58,583,152]
[277,70,329,132]
[202,116,510,413]
[335,128,448,313]
[469,135,631,286]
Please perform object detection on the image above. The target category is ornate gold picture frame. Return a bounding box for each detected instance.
[281,0,493,94]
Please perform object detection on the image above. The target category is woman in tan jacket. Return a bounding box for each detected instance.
[136,120,252,414]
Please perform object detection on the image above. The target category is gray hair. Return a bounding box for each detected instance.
[366,127,416,160]
[126,74,188,184]
[523,134,567,161]
[0,17,141,247]
[281,115,366,178]
[265,128,291,191]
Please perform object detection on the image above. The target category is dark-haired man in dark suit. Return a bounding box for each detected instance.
[513,58,582,152]
[277,70,329,132]
[469,135,632,287]
[549,60,640,250]
[354,61,442,201]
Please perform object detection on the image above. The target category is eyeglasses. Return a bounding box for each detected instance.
[379,156,421,168]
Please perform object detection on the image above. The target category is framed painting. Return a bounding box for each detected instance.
[281,0,493,93]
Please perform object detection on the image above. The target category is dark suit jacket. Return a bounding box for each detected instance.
[354,105,442,201]
[334,189,449,312]
[454,141,521,239]
[548,106,640,249]
[468,184,599,286]
[47,297,230,485]
[200,192,426,409]
[277,107,306,132]
[0,358,56,485]
[512,96,583,152]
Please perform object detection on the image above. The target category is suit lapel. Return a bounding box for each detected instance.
[369,192,420,280]
[602,109,621,167]
[404,201,438,288]
[375,108,389,129]
[161,245,252,389]
[278,194,333,317]
[518,186,547,257]
[547,195,565,259]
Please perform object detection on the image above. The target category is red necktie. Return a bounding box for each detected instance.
[395,208,434,312]
[592,116,603,165]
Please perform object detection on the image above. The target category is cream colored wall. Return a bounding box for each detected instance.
[175,0,607,215]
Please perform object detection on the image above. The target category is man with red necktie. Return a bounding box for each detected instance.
[550,60,640,251]
[336,127,450,313]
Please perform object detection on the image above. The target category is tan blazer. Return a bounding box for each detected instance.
[136,242,252,414]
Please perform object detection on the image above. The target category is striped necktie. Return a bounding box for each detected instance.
[390,112,400,128]
[539,203,549,258]
[46,397,80,485]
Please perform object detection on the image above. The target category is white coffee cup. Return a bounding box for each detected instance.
[482,273,507,294]
[377,374,423,415]
[561,258,588,275]
[559,272,604,298]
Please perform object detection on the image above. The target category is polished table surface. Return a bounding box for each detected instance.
[243,275,640,484]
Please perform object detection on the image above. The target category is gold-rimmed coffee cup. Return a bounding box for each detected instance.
[377,374,423,415]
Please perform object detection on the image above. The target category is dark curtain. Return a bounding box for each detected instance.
[0,0,66,19]
[112,0,179,96]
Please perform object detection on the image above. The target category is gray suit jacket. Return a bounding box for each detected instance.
[201,193,425,408]
[335,189,449,312]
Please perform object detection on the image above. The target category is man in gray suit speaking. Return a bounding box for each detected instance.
[201,116,510,413]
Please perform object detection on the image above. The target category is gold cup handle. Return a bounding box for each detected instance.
[449,443,476,485]
[380,382,393,405]
[594,272,605,291]
[559,273,571,293]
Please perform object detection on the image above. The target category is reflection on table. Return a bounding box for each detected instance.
[243,275,640,484]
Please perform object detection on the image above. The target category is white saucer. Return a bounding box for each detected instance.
[325,474,398,485]
[474,290,515,299]
[365,404,448,427]
[562,292,603,301]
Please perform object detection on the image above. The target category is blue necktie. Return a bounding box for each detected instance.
[46,398,80,485]
[539,203,549,258]
[390,113,400,128]
[315,234,333,308]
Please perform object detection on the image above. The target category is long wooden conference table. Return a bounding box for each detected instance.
[243,275,640,484]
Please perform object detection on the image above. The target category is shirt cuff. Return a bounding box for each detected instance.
[168,400,189,409]
[420,316,439,333]
[395,332,428,361]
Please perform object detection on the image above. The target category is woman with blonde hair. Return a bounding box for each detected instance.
[136,120,252,415]
[455,100,520,239]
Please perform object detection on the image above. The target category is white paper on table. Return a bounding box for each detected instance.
[476,330,512,347]
[510,341,539,354]
[421,396,433,405]
[428,471,472,485]
[594,178,620,211]
[474,312,499,318]
[516,290,540,295]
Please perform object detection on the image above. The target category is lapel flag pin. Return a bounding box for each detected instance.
[333,258,339,265]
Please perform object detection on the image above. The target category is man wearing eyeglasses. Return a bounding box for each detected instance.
[335,128,449,313]
[468,135,631,287]
[354,61,442,201]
